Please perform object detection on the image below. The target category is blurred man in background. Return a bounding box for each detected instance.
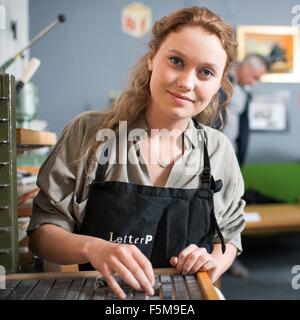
[223,54,269,166]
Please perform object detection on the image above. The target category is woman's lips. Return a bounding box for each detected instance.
[168,91,195,104]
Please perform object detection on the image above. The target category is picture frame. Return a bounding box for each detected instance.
[248,94,288,131]
[236,25,300,83]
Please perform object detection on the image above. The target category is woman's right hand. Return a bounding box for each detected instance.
[85,238,155,299]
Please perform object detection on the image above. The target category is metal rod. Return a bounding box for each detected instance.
[20,15,65,54]
[0,15,66,72]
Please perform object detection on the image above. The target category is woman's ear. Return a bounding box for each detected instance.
[148,56,153,71]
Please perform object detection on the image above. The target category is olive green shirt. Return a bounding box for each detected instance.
[28,111,246,254]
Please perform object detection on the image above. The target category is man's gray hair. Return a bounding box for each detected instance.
[243,53,270,71]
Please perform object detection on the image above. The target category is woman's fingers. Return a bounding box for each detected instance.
[110,256,143,292]
[170,256,178,266]
[113,245,154,296]
[91,241,155,298]
[127,246,154,295]
[87,240,151,298]
[189,255,216,274]
[199,260,216,271]
[132,246,155,285]
[103,273,126,300]
[175,244,199,273]
[181,247,209,274]
[174,244,217,275]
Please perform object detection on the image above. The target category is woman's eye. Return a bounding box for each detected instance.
[199,68,214,78]
[169,57,183,66]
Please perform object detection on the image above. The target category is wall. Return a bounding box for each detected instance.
[0,0,29,78]
[29,0,300,163]
[28,0,185,133]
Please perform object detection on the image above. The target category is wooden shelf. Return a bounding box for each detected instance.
[16,128,57,147]
[17,166,40,174]
[18,206,32,217]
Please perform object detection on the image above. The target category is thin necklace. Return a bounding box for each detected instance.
[148,137,170,168]
[148,134,184,168]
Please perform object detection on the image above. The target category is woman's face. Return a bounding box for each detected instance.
[148,26,227,122]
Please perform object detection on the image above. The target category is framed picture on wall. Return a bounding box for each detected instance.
[249,93,288,131]
[236,26,300,83]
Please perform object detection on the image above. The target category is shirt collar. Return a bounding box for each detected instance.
[184,118,202,149]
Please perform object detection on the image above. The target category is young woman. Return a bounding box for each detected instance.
[28,7,245,299]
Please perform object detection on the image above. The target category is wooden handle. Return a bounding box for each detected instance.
[19,58,41,84]
[196,271,220,300]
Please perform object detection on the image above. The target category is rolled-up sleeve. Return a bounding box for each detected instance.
[214,175,246,255]
[27,113,91,235]
[211,131,246,255]
[27,155,76,234]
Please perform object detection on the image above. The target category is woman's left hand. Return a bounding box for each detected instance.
[170,244,216,275]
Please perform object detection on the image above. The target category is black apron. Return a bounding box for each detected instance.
[79,120,225,270]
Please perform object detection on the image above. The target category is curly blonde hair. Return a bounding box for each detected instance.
[76,6,237,172]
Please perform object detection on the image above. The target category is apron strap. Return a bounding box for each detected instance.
[201,141,211,183]
[95,147,109,182]
[210,176,223,193]
[192,118,226,254]
[192,118,211,184]
[211,211,226,254]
